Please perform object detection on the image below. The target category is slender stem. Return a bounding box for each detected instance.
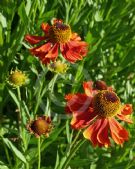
[33,75,44,116]
[3,142,12,167]
[17,87,21,105]
[63,140,86,169]
[70,130,81,149]
[17,87,23,131]
[26,162,29,169]
[38,137,41,169]
[17,87,28,150]
[50,74,58,93]
[57,131,82,169]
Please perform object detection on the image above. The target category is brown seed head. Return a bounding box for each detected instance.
[93,90,121,117]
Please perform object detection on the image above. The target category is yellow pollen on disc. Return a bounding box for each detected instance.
[49,22,71,43]
[93,90,121,118]
[9,71,27,87]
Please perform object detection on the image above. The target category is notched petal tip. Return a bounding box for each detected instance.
[25,35,45,45]
[121,104,133,115]
[41,23,50,33]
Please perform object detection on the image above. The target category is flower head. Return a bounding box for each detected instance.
[93,90,121,118]
[7,70,28,87]
[25,19,88,64]
[27,116,53,138]
[65,81,133,147]
[49,60,68,74]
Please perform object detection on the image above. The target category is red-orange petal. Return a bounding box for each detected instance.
[117,114,133,123]
[121,104,133,115]
[61,44,82,63]
[83,81,96,97]
[71,33,81,41]
[25,35,45,45]
[68,40,88,57]
[45,43,59,59]
[83,119,104,147]
[109,118,129,145]
[71,107,97,129]
[41,23,50,33]
[60,44,74,63]
[66,93,91,113]
[97,119,110,147]
[30,43,58,64]
[40,56,53,64]
[65,94,75,101]
[30,42,52,55]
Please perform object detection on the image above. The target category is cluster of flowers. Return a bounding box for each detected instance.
[7,19,133,147]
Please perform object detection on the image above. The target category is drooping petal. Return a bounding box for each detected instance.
[83,81,97,97]
[83,119,104,147]
[109,118,129,145]
[25,35,46,45]
[30,42,52,55]
[60,43,82,63]
[66,93,92,113]
[117,114,133,123]
[36,53,54,64]
[65,94,77,114]
[97,119,110,147]
[121,104,133,115]
[71,33,81,41]
[65,94,75,101]
[68,40,88,57]
[38,44,58,64]
[71,107,97,129]
[45,43,59,59]
[30,43,58,64]
[41,23,50,34]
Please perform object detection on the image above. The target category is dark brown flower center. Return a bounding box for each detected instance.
[31,119,49,136]
[93,90,121,117]
[49,22,71,43]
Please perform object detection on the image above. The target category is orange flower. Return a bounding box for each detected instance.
[65,81,133,147]
[27,116,53,138]
[25,19,88,64]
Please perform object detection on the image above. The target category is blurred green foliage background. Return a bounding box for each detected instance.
[0,0,135,169]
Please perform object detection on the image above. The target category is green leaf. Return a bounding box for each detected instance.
[0,161,9,169]
[54,151,60,169]
[2,138,26,164]
[0,13,7,28]
[8,89,19,108]
[18,2,29,25]
[121,48,135,68]
[94,11,103,22]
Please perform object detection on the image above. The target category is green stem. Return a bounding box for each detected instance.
[17,87,28,148]
[17,87,23,131]
[26,163,29,169]
[3,142,12,167]
[49,74,58,93]
[33,75,45,116]
[63,140,86,169]
[70,130,81,149]
[57,131,83,169]
[38,137,41,169]
[33,88,43,116]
